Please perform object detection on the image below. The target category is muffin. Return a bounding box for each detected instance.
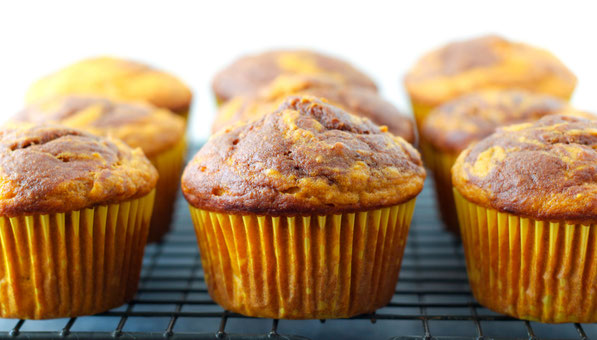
[0,124,158,319]
[212,49,377,104]
[452,115,597,323]
[25,56,193,119]
[14,95,186,242]
[405,35,577,132]
[421,89,590,232]
[182,96,425,319]
[213,74,415,143]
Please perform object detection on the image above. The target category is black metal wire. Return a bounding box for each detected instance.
[0,144,594,340]
[575,323,588,340]
[59,318,76,337]
[524,321,537,340]
[469,303,484,339]
[8,320,23,337]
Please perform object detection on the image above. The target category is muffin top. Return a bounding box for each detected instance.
[183,96,425,216]
[452,115,597,223]
[0,124,158,216]
[405,35,577,106]
[14,96,186,158]
[26,57,192,113]
[422,90,589,153]
[212,49,377,102]
[213,74,415,143]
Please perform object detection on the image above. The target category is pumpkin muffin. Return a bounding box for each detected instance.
[212,49,377,104]
[0,124,158,319]
[14,95,186,242]
[405,35,577,132]
[25,56,193,119]
[421,89,590,233]
[182,96,425,319]
[452,115,597,323]
[213,74,415,143]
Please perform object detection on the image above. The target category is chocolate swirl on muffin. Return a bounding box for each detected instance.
[183,96,425,215]
[452,115,597,223]
[15,95,185,157]
[26,57,192,114]
[214,74,414,143]
[212,50,377,102]
[405,35,577,107]
[422,89,590,153]
[0,124,157,216]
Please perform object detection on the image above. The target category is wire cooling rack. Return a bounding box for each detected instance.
[0,143,595,340]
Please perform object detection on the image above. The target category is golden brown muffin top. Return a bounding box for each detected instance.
[182,96,425,216]
[26,57,192,113]
[405,35,577,106]
[452,115,597,224]
[0,124,158,217]
[212,49,377,102]
[421,90,590,154]
[213,74,415,143]
[14,96,186,158]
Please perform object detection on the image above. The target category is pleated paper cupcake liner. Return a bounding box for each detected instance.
[189,200,417,319]
[454,189,597,323]
[418,136,435,171]
[147,137,186,243]
[0,190,155,319]
[426,145,460,233]
[410,100,435,135]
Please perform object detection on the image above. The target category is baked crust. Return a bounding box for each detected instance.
[26,57,192,113]
[0,124,158,216]
[422,90,589,153]
[183,96,425,215]
[15,96,185,157]
[405,35,577,106]
[452,115,597,223]
[212,50,377,102]
[213,74,414,143]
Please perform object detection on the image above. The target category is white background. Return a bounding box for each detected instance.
[1,0,595,141]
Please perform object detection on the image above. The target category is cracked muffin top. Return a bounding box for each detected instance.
[212,49,377,102]
[452,115,597,223]
[182,96,425,216]
[25,56,192,114]
[405,35,577,107]
[14,95,185,158]
[0,124,158,216]
[213,74,415,143]
[422,89,591,154]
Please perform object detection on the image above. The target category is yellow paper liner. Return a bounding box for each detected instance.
[425,144,460,233]
[410,100,435,136]
[189,199,417,319]
[0,190,155,319]
[146,137,187,243]
[418,136,435,171]
[410,98,439,171]
[454,189,597,323]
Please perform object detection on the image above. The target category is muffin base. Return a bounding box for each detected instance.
[454,190,597,323]
[189,200,416,319]
[147,137,186,243]
[410,100,435,136]
[410,98,438,169]
[0,190,155,319]
[426,145,460,233]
